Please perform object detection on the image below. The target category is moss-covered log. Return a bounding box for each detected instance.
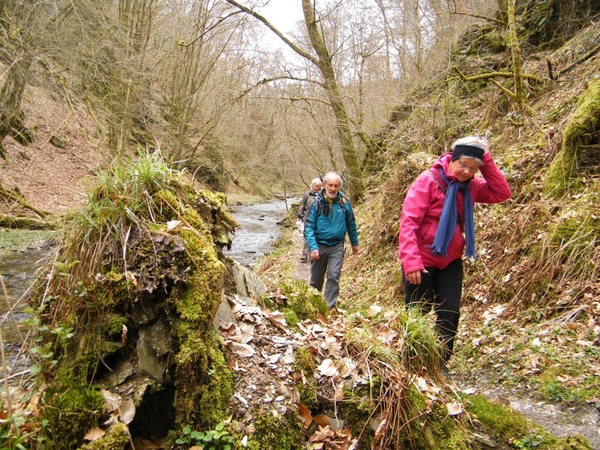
[0,214,57,229]
[30,152,239,449]
[543,79,600,197]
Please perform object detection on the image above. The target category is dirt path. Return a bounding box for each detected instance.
[453,376,600,448]
[291,229,311,282]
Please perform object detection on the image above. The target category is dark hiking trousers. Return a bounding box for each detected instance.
[403,258,463,362]
[310,242,345,309]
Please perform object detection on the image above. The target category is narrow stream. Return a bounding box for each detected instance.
[0,248,52,384]
[223,198,292,267]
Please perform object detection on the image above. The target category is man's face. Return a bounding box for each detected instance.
[324,178,341,199]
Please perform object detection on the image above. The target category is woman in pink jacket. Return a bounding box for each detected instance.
[398,136,511,367]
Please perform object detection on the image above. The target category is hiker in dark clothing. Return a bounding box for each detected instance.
[398,136,511,363]
[297,178,322,262]
[305,172,359,309]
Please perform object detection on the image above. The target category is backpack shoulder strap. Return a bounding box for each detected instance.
[428,169,447,194]
[316,195,323,213]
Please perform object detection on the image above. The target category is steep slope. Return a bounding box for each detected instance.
[338,16,600,449]
[0,77,105,216]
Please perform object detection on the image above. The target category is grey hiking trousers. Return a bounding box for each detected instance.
[309,242,345,309]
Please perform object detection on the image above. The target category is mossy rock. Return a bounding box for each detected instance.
[32,153,236,446]
[83,422,131,450]
[248,410,305,450]
[544,79,600,197]
[41,384,105,449]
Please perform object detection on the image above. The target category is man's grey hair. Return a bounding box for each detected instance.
[322,172,343,186]
[311,178,322,187]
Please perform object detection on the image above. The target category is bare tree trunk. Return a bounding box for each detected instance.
[222,0,364,202]
[0,53,35,158]
[300,0,364,201]
[507,0,524,108]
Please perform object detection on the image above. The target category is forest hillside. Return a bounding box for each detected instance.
[340,11,600,448]
[0,1,599,449]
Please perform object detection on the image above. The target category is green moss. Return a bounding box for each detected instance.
[197,331,234,427]
[249,410,304,450]
[171,227,224,323]
[279,280,329,323]
[462,393,531,438]
[545,435,592,450]
[173,329,233,428]
[283,309,299,327]
[292,347,319,410]
[83,422,131,449]
[337,392,377,448]
[41,384,105,449]
[544,79,600,197]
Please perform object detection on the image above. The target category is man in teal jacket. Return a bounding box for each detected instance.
[304,172,359,309]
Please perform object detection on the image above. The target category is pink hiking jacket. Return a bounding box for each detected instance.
[398,152,511,274]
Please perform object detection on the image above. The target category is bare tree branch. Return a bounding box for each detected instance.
[222,0,318,64]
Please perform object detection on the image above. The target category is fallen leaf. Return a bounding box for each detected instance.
[313,414,331,427]
[83,426,105,441]
[415,376,428,392]
[268,353,282,364]
[101,389,122,414]
[119,398,136,424]
[317,359,339,377]
[267,310,288,331]
[368,304,382,317]
[376,325,397,344]
[339,357,356,378]
[335,381,345,401]
[290,386,300,403]
[496,396,510,406]
[131,437,162,449]
[446,402,463,416]
[311,324,325,333]
[295,402,313,428]
[282,345,294,364]
[372,417,387,448]
[228,342,255,358]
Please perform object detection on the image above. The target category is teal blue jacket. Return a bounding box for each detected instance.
[304,190,359,251]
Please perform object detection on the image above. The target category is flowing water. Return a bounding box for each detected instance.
[223,198,293,267]
[0,248,52,384]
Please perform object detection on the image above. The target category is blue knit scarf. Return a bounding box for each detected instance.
[430,169,476,258]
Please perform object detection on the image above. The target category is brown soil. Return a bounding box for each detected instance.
[0,84,104,216]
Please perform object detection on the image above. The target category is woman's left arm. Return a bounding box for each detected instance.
[474,152,511,203]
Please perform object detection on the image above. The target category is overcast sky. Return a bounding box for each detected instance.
[258,0,303,34]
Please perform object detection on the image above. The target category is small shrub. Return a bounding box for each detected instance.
[175,421,233,449]
[279,280,329,322]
